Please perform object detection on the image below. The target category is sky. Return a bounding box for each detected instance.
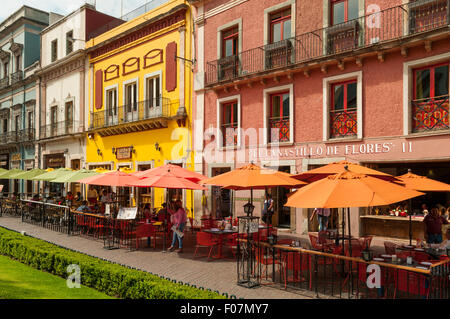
[0,0,151,21]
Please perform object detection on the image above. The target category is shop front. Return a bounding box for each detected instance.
[43,153,65,195]
[0,153,9,193]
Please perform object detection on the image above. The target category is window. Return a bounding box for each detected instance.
[51,39,58,62]
[50,106,58,136]
[3,61,8,78]
[15,55,20,72]
[106,88,117,116]
[14,115,20,131]
[2,118,7,133]
[66,31,74,55]
[220,101,238,147]
[221,26,239,58]
[270,8,291,43]
[412,62,449,132]
[27,112,33,129]
[331,0,359,25]
[268,91,290,143]
[145,76,160,108]
[65,101,74,133]
[329,80,357,138]
[124,82,137,113]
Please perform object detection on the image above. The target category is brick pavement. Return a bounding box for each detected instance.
[0,217,317,299]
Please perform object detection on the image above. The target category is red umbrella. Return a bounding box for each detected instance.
[76,170,141,186]
[128,170,206,190]
[133,163,207,182]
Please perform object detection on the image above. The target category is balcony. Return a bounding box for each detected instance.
[19,128,35,142]
[6,131,20,143]
[39,121,78,140]
[89,98,171,136]
[0,77,8,90]
[330,108,358,139]
[206,0,449,87]
[10,70,23,85]
[411,95,449,133]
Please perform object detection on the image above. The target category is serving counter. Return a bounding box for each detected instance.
[361,215,425,240]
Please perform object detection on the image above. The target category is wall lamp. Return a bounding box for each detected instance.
[97,149,102,156]
[155,142,161,152]
[88,133,95,139]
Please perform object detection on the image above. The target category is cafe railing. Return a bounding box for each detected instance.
[20,200,72,235]
[206,0,450,86]
[0,198,21,218]
[411,95,450,132]
[239,239,450,299]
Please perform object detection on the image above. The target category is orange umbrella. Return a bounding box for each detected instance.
[286,169,424,255]
[200,163,306,190]
[396,169,450,192]
[286,170,424,209]
[133,163,207,182]
[293,160,400,183]
[76,170,141,186]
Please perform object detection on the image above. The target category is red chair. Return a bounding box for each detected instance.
[345,239,364,258]
[384,241,399,255]
[393,270,430,298]
[201,218,217,230]
[309,233,334,252]
[359,236,373,250]
[223,233,238,258]
[282,251,310,289]
[254,246,283,280]
[194,231,219,259]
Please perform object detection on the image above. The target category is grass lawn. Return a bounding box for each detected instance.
[0,254,115,299]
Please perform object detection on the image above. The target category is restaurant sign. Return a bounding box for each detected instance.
[11,153,21,162]
[115,147,132,160]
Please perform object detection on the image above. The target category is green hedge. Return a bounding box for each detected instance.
[0,227,227,299]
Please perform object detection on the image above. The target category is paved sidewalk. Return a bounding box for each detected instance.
[0,217,315,299]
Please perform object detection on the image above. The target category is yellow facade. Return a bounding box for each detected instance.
[85,0,195,214]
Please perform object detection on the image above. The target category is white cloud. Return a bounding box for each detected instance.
[0,0,151,22]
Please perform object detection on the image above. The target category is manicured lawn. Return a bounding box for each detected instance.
[0,254,115,299]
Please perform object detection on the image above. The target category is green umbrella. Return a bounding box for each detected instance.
[31,168,73,182]
[1,169,25,179]
[12,169,47,180]
[51,169,100,183]
[0,168,8,177]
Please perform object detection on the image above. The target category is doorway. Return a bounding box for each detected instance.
[271,166,291,228]
[211,166,232,219]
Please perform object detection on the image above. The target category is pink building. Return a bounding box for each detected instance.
[191,0,450,239]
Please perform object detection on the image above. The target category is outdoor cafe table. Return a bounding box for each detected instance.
[203,228,237,259]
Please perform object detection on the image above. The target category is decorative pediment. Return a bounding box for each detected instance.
[0,49,10,62]
[0,108,10,119]
[122,57,140,76]
[11,103,22,110]
[25,99,36,107]
[144,49,163,69]
[104,64,119,81]
[9,39,23,55]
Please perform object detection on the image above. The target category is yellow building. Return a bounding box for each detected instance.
[85,0,195,213]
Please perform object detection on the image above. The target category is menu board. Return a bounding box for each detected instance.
[238,218,259,234]
[117,207,137,220]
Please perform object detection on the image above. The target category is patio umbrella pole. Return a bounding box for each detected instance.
[409,198,412,246]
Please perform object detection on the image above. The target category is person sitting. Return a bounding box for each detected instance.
[66,191,74,202]
[87,187,98,204]
[423,207,449,244]
[143,203,152,221]
[74,191,82,202]
[76,200,92,213]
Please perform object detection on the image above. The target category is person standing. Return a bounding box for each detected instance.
[423,207,449,244]
[87,186,98,204]
[168,200,187,253]
[262,193,274,225]
[311,208,331,232]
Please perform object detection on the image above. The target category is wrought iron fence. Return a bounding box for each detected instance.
[0,198,21,217]
[268,117,290,143]
[90,98,170,130]
[21,200,71,235]
[10,70,23,85]
[206,0,450,86]
[411,95,449,132]
[39,120,79,139]
[0,77,8,90]
[240,239,450,299]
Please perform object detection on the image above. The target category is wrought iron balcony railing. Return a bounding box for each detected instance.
[330,108,358,138]
[10,70,23,85]
[411,95,449,132]
[206,0,449,86]
[89,98,170,130]
[39,121,78,140]
[268,116,290,143]
[220,123,238,147]
[19,128,35,142]
[0,77,8,90]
